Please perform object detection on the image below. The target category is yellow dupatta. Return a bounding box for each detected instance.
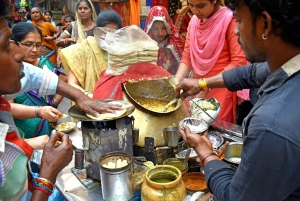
[60,36,107,93]
[59,0,107,93]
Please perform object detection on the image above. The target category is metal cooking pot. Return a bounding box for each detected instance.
[221,142,243,165]
[123,77,182,115]
[123,77,190,147]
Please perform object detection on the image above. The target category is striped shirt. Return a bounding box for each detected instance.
[0,97,33,200]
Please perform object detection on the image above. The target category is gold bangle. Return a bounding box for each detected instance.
[173,75,184,81]
[199,78,208,91]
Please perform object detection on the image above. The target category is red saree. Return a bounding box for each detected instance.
[144,6,185,75]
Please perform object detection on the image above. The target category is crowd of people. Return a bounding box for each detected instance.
[1,0,300,200]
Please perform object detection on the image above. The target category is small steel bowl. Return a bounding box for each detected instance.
[207,132,224,149]
[221,142,243,165]
[176,148,198,160]
[179,117,208,134]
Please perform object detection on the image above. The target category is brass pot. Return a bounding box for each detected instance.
[123,78,190,147]
[141,165,186,201]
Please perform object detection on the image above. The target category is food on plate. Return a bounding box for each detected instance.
[134,96,176,112]
[86,101,127,120]
[190,99,218,111]
[189,98,221,125]
[102,159,128,169]
[56,122,76,132]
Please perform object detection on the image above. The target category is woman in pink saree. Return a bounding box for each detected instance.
[174,0,247,123]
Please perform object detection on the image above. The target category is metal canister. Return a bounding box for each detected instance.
[74,149,84,169]
[99,152,133,201]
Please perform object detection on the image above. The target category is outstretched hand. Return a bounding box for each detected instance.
[179,125,213,158]
[175,78,202,99]
[39,130,73,183]
[76,95,124,118]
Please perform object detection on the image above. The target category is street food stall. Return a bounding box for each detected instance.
[55,115,243,200]
[53,25,244,201]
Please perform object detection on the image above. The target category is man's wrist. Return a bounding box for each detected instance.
[38,169,57,185]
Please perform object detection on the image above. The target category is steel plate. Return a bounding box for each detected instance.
[68,99,135,121]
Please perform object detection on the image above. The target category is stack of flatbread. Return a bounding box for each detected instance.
[106,41,158,75]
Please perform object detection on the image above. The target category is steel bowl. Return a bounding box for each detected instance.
[189,97,221,125]
[176,148,198,160]
[221,142,243,165]
[207,132,224,149]
[179,117,208,134]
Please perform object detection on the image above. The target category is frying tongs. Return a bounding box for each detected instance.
[162,93,184,112]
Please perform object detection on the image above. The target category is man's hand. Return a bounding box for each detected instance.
[175,78,202,99]
[76,95,124,118]
[179,125,213,158]
[39,130,73,183]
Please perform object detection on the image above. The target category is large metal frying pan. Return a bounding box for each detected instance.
[123,77,182,115]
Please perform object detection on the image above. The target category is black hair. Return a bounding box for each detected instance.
[210,0,225,6]
[25,13,31,21]
[96,9,122,29]
[64,14,75,21]
[76,0,93,11]
[227,0,300,47]
[0,0,9,19]
[11,22,43,41]
[44,10,53,17]
[76,0,94,20]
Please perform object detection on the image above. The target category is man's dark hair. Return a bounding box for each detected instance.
[11,22,43,41]
[0,0,9,19]
[96,9,122,29]
[227,0,300,47]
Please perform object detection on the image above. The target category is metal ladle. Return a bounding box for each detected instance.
[161,92,184,112]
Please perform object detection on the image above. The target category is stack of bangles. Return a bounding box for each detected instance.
[64,38,74,45]
[199,152,218,165]
[35,106,41,118]
[33,177,54,195]
[199,78,208,91]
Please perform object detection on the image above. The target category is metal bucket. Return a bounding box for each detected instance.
[99,152,133,201]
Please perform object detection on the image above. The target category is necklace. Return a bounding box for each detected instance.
[83,21,93,29]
